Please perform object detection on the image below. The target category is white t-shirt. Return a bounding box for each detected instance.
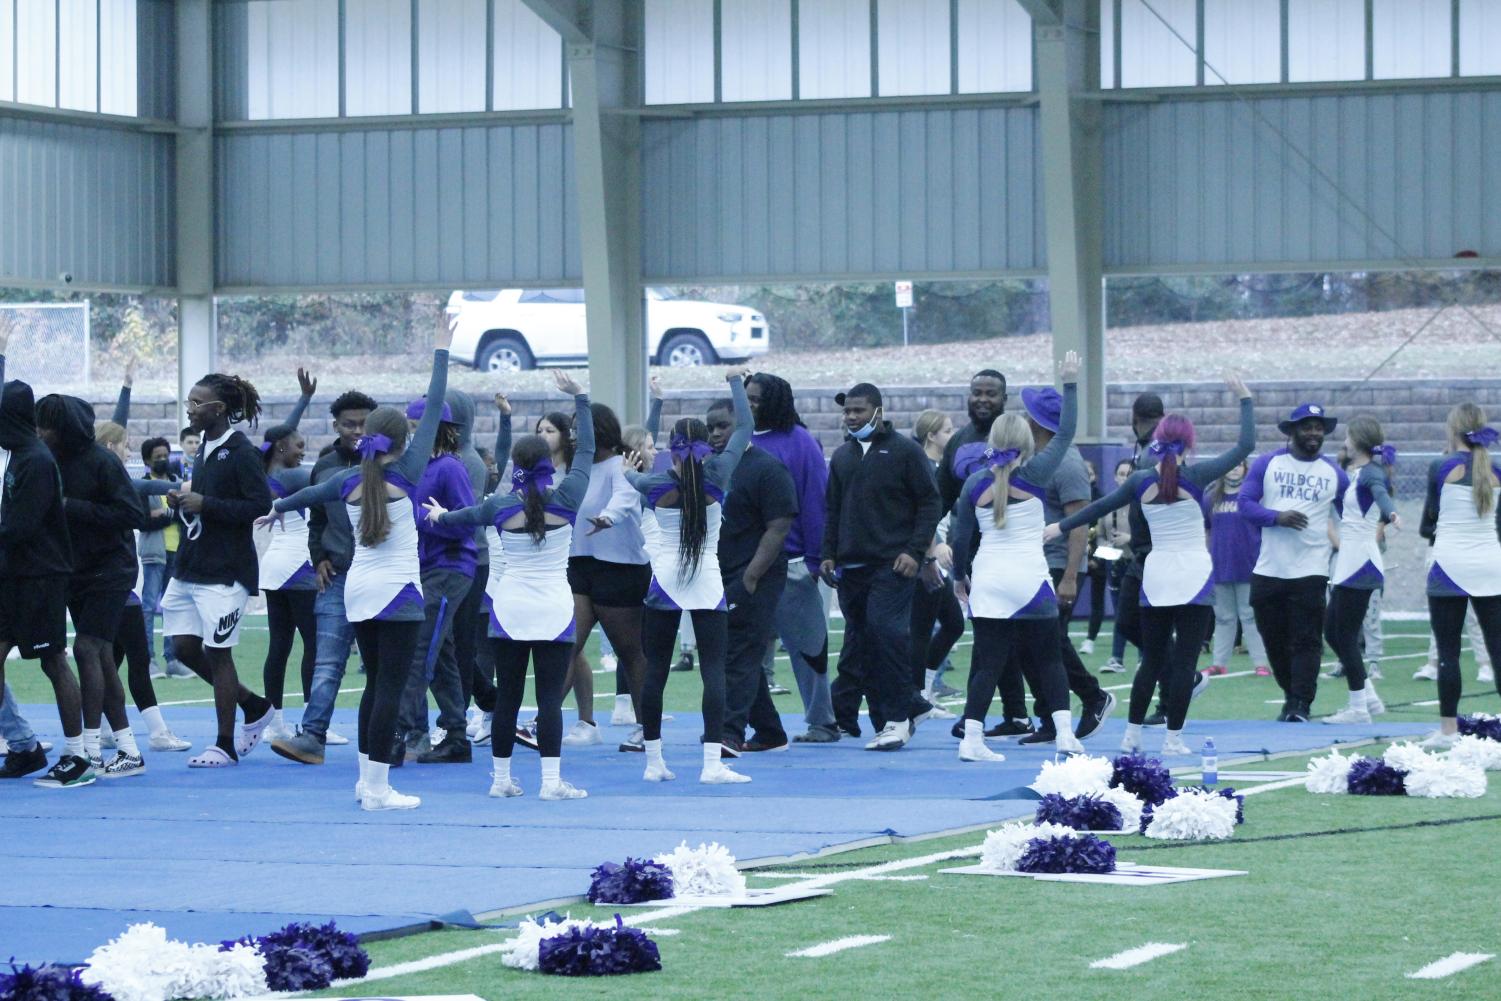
[1239,448,1348,580]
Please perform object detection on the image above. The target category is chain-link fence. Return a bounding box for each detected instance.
[0,302,90,389]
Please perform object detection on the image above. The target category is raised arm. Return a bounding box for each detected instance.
[392,347,451,482]
[645,396,664,439]
[1186,393,1257,487]
[705,374,753,489]
[493,392,513,471]
[1057,472,1145,535]
[551,391,595,512]
[283,368,317,431]
[112,381,131,427]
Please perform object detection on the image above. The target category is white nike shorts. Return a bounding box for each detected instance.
[162,580,250,649]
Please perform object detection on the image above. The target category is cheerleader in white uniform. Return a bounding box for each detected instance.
[951,352,1083,761]
[1048,375,1255,756]
[1419,403,1501,747]
[263,319,451,810]
[1321,415,1398,724]
[425,370,593,800]
[625,371,753,784]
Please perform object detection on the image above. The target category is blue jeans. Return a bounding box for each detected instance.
[0,682,37,751]
[776,562,834,729]
[141,560,170,666]
[301,575,356,740]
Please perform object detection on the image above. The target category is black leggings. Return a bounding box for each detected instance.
[1429,593,1501,717]
[642,607,727,743]
[966,617,1065,722]
[910,579,964,689]
[263,589,316,709]
[352,619,421,765]
[1135,603,1214,730]
[1087,560,1108,641]
[112,603,158,712]
[1324,586,1375,692]
[490,637,571,758]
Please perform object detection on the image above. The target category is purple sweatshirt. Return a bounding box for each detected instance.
[752,425,829,571]
[415,453,477,575]
[1204,489,1260,584]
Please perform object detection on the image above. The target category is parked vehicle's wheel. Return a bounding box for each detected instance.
[476,333,534,373]
[658,330,716,368]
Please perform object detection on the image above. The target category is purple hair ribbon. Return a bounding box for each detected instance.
[985,447,1021,471]
[1148,439,1187,458]
[1374,444,1397,465]
[356,433,392,459]
[258,441,274,455]
[670,436,713,462]
[512,457,556,495]
[1465,426,1500,448]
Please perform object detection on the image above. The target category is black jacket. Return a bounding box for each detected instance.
[937,420,988,516]
[822,422,941,567]
[307,442,360,573]
[175,429,273,595]
[0,379,72,578]
[39,394,145,590]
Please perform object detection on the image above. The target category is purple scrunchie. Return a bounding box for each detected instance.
[512,457,555,495]
[985,447,1021,471]
[258,441,274,455]
[1465,426,1500,448]
[1148,439,1186,458]
[670,436,713,462]
[356,433,392,459]
[1374,444,1397,465]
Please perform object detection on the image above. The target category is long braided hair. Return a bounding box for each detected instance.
[671,416,710,575]
[747,372,802,431]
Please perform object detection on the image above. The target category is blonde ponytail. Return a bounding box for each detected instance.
[985,414,1034,528]
[1448,403,1497,517]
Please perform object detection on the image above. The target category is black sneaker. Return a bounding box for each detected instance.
[1017,727,1058,746]
[619,726,644,752]
[950,720,965,739]
[1075,692,1117,740]
[932,682,963,699]
[1284,701,1311,723]
[719,738,743,759]
[514,725,540,752]
[417,734,473,764]
[1143,707,1168,727]
[986,718,1035,738]
[0,744,49,779]
[33,754,95,789]
[672,651,696,673]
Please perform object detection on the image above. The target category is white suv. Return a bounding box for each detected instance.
[447,288,770,372]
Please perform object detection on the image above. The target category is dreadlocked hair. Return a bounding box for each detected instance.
[434,421,461,456]
[1449,402,1497,517]
[986,414,1034,528]
[538,410,575,470]
[356,407,408,549]
[261,423,298,471]
[672,416,710,576]
[196,374,263,428]
[1151,415,1196,504]
[509,434,551,544]
[748,372,801,432]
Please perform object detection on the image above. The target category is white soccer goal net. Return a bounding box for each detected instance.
[0,302,91,390]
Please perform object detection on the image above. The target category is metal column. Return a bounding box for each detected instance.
[175,0,216,415]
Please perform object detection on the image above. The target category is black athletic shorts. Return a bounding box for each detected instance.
[0,575,69,659]
[567,556,651,608]
[66,579,132,642]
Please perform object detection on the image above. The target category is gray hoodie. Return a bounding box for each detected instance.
[445,388,489,567]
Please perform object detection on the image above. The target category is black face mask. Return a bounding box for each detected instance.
[151,459,171,476]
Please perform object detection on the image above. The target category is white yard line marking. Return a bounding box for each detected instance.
[1238,775,1313,796]
[786,935,891,958]
[1089,942,1188,970]
[1406,952,1494,980]
[752,872,928,882]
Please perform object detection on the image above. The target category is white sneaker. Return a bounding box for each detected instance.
[266,717,296,742]
[643,762,677,782]
[1418,730,1459,750]
[1055,731,1084,755]
[1480,664,1496,684]
[562,720,602,746]
[922,703,957,720]
[473,712,493,745]
[1365,687,1386,716]
[957,738,1005,762]
[601,653,618,672]
[489,776,524,798]
[1367,662,1384,681]
[540,779,588,799]
[700,762,752,784]
[1413,664,1439,681]
[149,731,192,752]
[101,752,146,778]
[325,728,350,746]
[465,706,482,739]
[429,725,446,747]
[865,721,910,751]
[610,696,637,726]
[1120,733,1141,753]
[1321,706,1372,725]
[354,780,365,803]
[361,786,421,811]
[1100,658,1125,674]
[148,662,166,680]
[1080,639,1095,655]
[1161,734,1191,756]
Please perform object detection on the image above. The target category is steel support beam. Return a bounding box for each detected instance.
[1017,0,1063,26]
[1035,0,1105,439]
[176,0,215,417]
[564,2,644,418]
[520,0,592,47]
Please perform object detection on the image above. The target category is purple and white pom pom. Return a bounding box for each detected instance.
[537,916,662,976]
[1347,758,1406,796]
[653,841,746,898]
[1402,757,1488,799]
[587,858,675,904]
[0,963,116,1001]
[1030,754,1113,798]
[1143,788,1238,841]
[979,821,1077,873]
[1014,833,1117,875]
[503,916,608,972]
[1305,749,1358,794]
[1033,793,1124,831]
[1110,752,1177,806]
[1382,742,1437,775]
[1457,713,1501,743]
[82,924,267,1001]
[1447,734,1501,771]
[1098,786,1145,832]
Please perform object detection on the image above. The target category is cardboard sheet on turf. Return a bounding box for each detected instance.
[613,886,830,907]
[942,863,1248,885]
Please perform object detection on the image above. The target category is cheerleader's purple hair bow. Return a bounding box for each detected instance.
[512,458,555,495]
[985,447,1021,470]
[1374,444,1397,465]
[258,441,274,455]
[1148,438,1186,458]
[1465,426,1500,448]
[670,436,713,462]
[356,433,392,459]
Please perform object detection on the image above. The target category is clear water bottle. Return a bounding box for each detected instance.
[1201,737,1218,786]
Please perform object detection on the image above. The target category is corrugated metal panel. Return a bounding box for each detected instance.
[215,123,579,288]
[0,118,174,287]
[1102,91,1501,270]
[641,108,1044,281]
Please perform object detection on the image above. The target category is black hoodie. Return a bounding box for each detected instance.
[37,393,146,591]
[0,378,73,578]
[174,428,273,595]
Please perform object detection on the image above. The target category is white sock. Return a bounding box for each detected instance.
[65,735,84,758]
[924,669,938,693]
[1124,723,1143,744]
[492,755,512,782]
[703,743,721,768]
[963,719,983,741]
[541,757,561,784]
[615,694,631,708]
[1349,687,1367,711]
[1049,710,1073,737]
[357,752,370,783]
[1166,727,1182,742]
[83,728,101,759]
[140,705,168,737]
[645,738,665,766]
[272,708,285,728]
[114,728,139,756]
[366,761,390,796]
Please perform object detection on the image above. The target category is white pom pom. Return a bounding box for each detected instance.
[1382,741,1439,774]
[1448,734,1501,771]
[654,841,747,898]
[82,923,268,1001]
[1144,789,1238,841]
[1305,749,1358,794]
[979,821,1076,872]
[501,915,604,971]
[1098,786,1144,833]
[1403,758,1488,799]
[1030,754,1113,798]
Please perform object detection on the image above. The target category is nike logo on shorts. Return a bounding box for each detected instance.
[212,610,243,644]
